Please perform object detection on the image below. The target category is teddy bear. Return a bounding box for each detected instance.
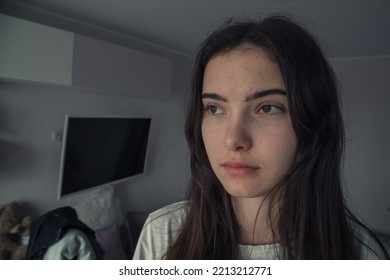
[0,202,32,260]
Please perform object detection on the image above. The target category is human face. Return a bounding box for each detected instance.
[201,46,298,199]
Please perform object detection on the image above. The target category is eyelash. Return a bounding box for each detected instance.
[203,104,284,115]
[256,104,284,114]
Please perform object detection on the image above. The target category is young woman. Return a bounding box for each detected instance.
[133,15,389,260]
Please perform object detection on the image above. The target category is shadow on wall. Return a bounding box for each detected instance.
[0,139,34,176]
[0,93,34,176]
[0,139,40,217]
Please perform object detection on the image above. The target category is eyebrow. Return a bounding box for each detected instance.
[201,89,287,102]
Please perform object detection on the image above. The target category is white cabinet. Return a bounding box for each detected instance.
[0,13,73,85]
[0,13,172,99]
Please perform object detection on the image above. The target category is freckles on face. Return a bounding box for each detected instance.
[201,46,298,199]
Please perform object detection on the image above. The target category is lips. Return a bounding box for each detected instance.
[221,161,260,175]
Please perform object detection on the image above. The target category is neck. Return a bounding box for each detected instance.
[231,196,276,245]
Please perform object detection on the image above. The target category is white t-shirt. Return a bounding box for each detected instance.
[133,201,383,260]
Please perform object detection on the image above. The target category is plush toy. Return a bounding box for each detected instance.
[0,202,31,260]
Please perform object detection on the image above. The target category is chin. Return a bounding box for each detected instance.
[223,184,275,199]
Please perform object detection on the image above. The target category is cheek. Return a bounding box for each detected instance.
[201,122,221,162]
[259,127,298,169]
[201,123,214,150]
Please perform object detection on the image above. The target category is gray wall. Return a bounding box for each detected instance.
[332,56,390,234]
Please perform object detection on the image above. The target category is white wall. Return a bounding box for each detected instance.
[0,76,191,217]
[332,56,390,234]
[0,9,193,218]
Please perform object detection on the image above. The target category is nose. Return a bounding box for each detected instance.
[224,119,253,152]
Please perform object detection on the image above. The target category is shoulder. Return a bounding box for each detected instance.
[132,201,187,260]
[145,200,187,227]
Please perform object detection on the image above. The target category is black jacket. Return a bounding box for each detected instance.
[26,207,104,259]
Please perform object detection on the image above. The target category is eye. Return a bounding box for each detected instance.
[258,104,283,114]
[204,104,224,115]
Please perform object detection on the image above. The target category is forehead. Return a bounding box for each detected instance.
[203,45,285,93]
[212,44,275,63]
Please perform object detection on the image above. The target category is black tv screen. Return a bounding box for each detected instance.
[58,116,151,199]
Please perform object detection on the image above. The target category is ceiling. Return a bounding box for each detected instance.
[3,0,390,58]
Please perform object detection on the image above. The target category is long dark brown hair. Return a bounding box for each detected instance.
[165,15,389,259]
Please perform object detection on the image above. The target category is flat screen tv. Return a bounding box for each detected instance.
[58,116,151,199]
